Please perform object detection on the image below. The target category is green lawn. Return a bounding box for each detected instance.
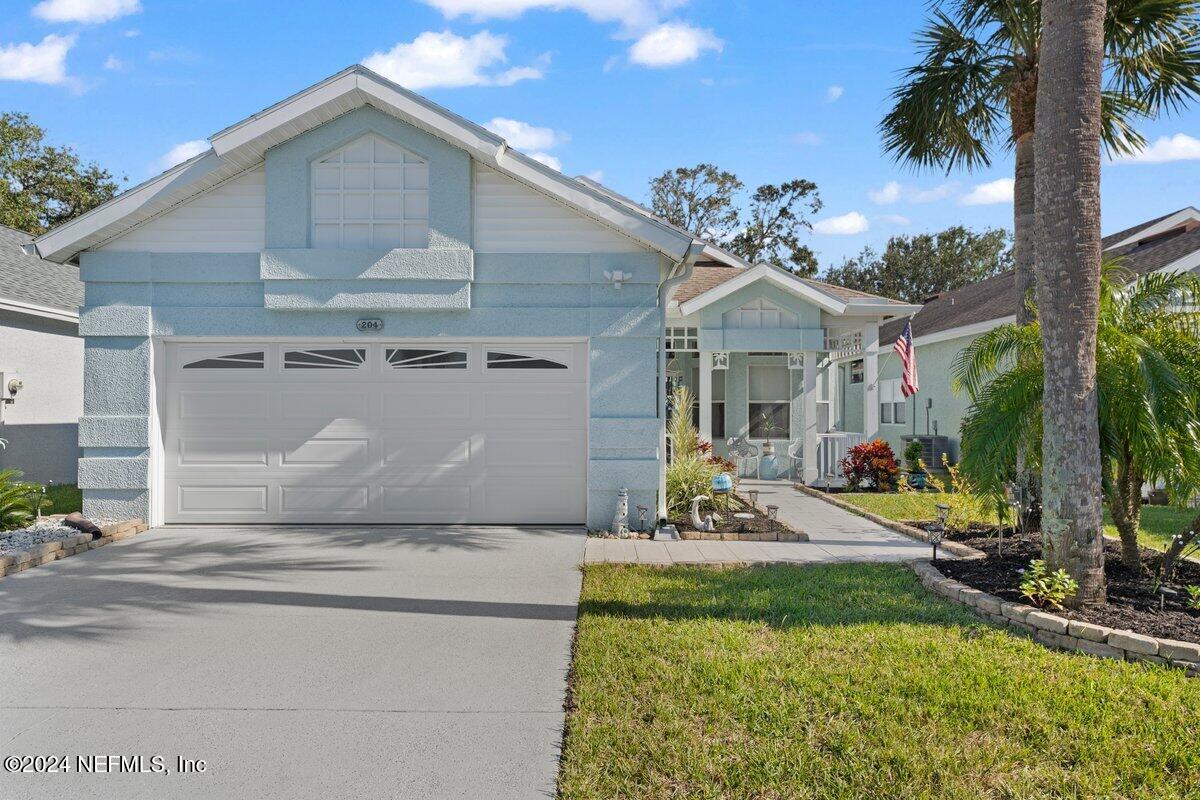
[44,483,82,515]
[839,491,1190,551]
[559,564,1200,799]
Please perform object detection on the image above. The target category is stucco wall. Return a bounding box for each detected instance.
[0,310,83,484]
[878,333,978,462]
[79,109,665,528]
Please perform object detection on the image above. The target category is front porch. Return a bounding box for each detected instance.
[666,263,920,485]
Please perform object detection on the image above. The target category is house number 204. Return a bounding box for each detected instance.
[356,318,384,333]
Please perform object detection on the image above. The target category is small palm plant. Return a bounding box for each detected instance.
[953,264,1200,574]
[0,469,48,531]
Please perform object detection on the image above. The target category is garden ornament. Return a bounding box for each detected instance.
[611,488,630,538]
[690,495,722,532]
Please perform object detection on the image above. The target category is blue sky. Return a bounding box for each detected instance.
[3,0,1199,266]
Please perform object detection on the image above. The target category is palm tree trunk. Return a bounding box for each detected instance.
[1107,447,1145,574]
[1033,0,1107,607]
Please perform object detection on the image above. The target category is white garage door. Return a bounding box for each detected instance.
[161,341,588,524]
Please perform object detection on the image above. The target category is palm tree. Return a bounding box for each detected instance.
[881,0,1200,327]
[954,266,1200,576]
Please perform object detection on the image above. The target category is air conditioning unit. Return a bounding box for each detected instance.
[901,435,952,468]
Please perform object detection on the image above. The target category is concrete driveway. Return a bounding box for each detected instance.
[0,525,585,800]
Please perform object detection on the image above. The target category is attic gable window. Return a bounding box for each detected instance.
[311,134,429,250]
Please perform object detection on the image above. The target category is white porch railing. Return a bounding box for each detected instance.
[815,432,866,482]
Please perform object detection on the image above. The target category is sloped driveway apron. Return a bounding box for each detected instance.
[0,525,585,800]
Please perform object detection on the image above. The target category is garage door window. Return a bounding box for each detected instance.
[283,349,367,370]
[486,351,568,370]
[182,351,265,370]
[386,348,468,369]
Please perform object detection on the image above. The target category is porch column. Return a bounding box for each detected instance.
[863,321,880,439]
[698,350,713,443]
[802,350,819,483]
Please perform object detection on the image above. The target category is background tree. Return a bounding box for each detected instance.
[649,164,742,240]
[1033,0,1108,606]
[821,225,1010,303]
[649,165,822,276]
[954,266,1200,576]
[881,0,1200,327]
[0,112,121,235]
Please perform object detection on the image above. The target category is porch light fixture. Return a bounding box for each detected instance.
[603,269,631,289]
[932,502,950,560]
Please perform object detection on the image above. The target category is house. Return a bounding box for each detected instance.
[876,206,1200,463]
[0,224,83,484]
[24,65,916,527]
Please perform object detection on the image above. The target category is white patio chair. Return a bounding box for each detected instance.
[785,439,804,480]
[726,436,760,479]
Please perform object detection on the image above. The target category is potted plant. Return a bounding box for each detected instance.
[903,439,926,490]
[754,411,786,480]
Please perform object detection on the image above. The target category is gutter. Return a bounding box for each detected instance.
[656,239,706,521]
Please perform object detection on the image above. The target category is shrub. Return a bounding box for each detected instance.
[903,440,924,474]
[1186,585,1200,611]
[1019,559,1079,610]
[668,384,699,462]
[666,456,722,519]
[840,439,900,492]
[940,454,994,531]
[0,469,47,531]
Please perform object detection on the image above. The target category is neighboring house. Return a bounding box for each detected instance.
[877,206,1200,463]
[25,65,917,527]
[0,224,84,484]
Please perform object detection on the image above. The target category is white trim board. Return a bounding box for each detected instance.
[0,297,80,324]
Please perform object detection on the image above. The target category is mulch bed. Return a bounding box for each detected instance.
[918,523,1200,645]
[671,496,802,541]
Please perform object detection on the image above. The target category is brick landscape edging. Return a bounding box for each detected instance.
[0,519,151,578]
[909,559,1200,676]
[793,484,984,559]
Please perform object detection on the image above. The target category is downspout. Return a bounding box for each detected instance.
[656,240,705,522]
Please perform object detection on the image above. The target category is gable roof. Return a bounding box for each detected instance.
[674,262,920,318]
[28,65,698,264]
[0,225,82,321]
[881,206,1200,345]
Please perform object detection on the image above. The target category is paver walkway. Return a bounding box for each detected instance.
[585,480,933,565]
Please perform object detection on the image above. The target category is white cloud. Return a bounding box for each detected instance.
[32,0,141,24]
[826,85,844,102]
[879,214,911,226]
[419,0,678,32]
[0,34,75,86]
[484,117,567,150]
[104,54,124,70]
[583,169,605,182]
[363,30,545,90]
[813,211,869,235]
[527,152,562,170]
[961,178,1015,205]
[1116,133,1200,164]
[868,180,901,205]
[628,22,721,67]
[792,131,821,146]
[909,182,957,203]
[155,139,209,172]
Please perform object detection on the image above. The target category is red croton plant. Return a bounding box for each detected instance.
[840,439,900,492]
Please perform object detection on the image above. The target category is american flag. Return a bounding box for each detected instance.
[894,319,919,397]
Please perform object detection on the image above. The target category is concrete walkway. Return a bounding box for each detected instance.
[0,525,585,800]
[585,480,932,565]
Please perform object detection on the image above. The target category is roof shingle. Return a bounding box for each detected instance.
[0,225,83,314]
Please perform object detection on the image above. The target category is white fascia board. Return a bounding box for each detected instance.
[840,300,923,317]
[911,316,1012,347]
[678,264,848,316]
[1105,207,1200,251]
[1152,248,1200,276]
[0,296,79,323]
[31,150,223,263]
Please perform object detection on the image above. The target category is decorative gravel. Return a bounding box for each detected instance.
[0,519,81,556]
